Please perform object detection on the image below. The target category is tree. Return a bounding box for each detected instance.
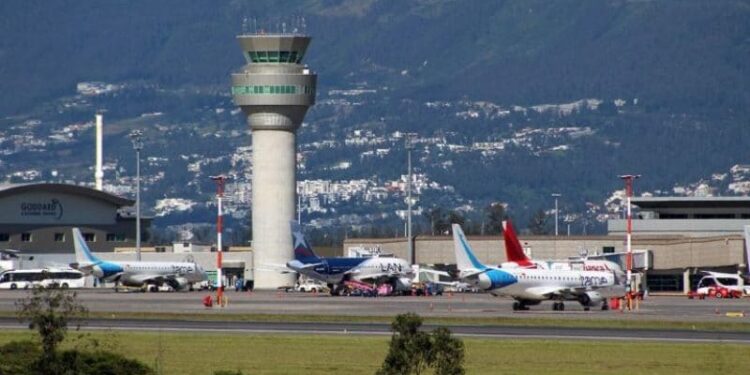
[431,327,465,375]
[528,209,549,235]
[425,208,445,235]
[16,286,88,357]
[485,203,506,235]
[446,210,465,229]
[377,313,431,375]
[377,313,465,375]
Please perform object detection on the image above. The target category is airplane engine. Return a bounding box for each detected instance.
[167,277,189,291]
[578,291,604,307]
[394,277,412,291]
[476,273,492,290]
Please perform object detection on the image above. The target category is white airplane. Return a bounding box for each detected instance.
[288,221,414,295]
[71,228,206,291]
[501,219,622,272]
[452,224,625,311]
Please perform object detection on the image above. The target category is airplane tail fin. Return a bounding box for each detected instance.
[290,221,320,261]
[452,224,486,271]
[503,219,534,267]
[72,228,101,264]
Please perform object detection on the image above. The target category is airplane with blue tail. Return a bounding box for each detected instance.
[287,221,413,295]
[452,224,625,311]
[71,228,206,292]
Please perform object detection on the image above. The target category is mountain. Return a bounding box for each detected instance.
[0,0,748,240]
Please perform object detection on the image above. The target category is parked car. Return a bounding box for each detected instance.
[295,279,326,293]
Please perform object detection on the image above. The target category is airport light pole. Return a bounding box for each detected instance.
[211,175,228,306]
[551,193,561,236]
[620,174,640,309]
[406,134,414,265]
[129,130,143,261]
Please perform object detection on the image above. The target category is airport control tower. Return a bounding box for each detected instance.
[231,33,316,289]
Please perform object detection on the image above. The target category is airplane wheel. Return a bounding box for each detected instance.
[559,303,565,311]
[552,302,558,311]
[602,303,609,311]
[584,306,590,311]
[512,302,520,311]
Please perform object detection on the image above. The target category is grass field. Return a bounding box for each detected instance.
[1,330,749,375]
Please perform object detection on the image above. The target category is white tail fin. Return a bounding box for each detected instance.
[452,224,486,271]
[72,228,100,264]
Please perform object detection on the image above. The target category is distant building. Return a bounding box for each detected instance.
[608,197,750,237]
[0,183,151,254]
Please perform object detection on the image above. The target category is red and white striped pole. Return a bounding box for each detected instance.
[211,175,227,306]
[619,174,640,309]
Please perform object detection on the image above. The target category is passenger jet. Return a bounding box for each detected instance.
[501,219,622,272]
[453,224,625,311]
[287,222,413,295]
[70,228,206,291]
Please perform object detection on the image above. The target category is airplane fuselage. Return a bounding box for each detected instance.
[86,261,205,289]
[463,267,624,301]
[288,256,412,287]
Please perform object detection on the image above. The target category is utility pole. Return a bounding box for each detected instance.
[129,130,143,261]
[620,174,640,310]
[211,175,228,306]
[551,193,561,236]
[406,135,414,265]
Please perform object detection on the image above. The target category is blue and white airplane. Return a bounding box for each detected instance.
[71,228,206,292]
[287,222,413,295]
[452,224,625,311]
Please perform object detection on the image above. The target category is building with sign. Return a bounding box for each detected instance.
[0,183,150,254]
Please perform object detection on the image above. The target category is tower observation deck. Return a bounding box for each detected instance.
[231,33,317,289]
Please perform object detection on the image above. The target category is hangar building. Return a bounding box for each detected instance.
[0,183,151,254]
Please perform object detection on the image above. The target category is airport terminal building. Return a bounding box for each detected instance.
[0,183,150,254]
[345,197,750,294]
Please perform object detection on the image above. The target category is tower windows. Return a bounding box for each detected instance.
[232,85,308,95]
[247,50,303,63]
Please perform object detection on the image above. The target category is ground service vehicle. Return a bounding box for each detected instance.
[689,272,746,299]
[0,268,85,290]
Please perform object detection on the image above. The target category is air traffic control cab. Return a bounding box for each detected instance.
[231,34,317,289]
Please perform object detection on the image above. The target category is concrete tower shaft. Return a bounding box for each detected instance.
[231,34,316,289]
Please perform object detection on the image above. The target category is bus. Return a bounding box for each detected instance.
[0,268,86,290]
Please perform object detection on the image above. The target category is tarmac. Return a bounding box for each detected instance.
[1,289,748,323]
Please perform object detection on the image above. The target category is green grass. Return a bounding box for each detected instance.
[1,330,748,375]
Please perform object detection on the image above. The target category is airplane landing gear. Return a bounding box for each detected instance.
[552,302,565,311]
[512,301,530,311]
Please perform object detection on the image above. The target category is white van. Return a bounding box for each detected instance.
[695,271,750,296]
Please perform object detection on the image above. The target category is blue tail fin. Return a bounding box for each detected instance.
[72,228,102,264]
[290,221,320,261]
[452,224,486,271]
